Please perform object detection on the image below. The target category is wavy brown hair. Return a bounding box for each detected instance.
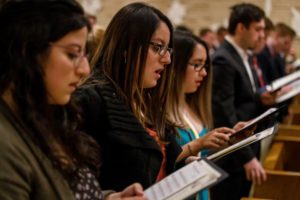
[0,1,100,182]
[88,2,174,139]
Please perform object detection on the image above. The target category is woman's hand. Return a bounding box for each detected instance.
[197,127,234,149]
[185,156,200,164]
[233,121,248,131]
[106,183,148,200]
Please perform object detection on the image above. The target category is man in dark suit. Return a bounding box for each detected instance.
[210,3,276,200]
[257,23,296,84]
[256,23,296,122]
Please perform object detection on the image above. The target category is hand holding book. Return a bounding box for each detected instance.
[228,107,282,145]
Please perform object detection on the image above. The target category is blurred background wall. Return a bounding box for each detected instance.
[79,0,300,56]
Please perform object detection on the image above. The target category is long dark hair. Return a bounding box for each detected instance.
[0,0,100,183]
[168,30,213,130]
[88,2,174,139]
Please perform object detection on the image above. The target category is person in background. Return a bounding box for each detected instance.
[74,2,182,192]
[176,24,194,34]
[0,1,146,200]
[87,26,105,63]
[257,22,296,84]
[199,27,218,56]
[210,3,272,200]
[168,30,241,200]
[216,26,228,46]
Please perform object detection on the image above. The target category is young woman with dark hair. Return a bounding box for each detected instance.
[0,1,146,199]
[75,2,182,192]
[168,30,245,200]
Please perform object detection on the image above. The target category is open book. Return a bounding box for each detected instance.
[206,107,283,161]
[227,107,282,145]
[207,125,278,161]
[266,70,300,92]
[275,79,300,103]
[291,58,300,71]
[144,159,227,200]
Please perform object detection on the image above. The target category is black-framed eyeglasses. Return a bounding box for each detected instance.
[149,41,173,57]
[188,62,209,72]
[49,43,88,68]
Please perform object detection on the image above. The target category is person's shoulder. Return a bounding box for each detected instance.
[0,112,32,167]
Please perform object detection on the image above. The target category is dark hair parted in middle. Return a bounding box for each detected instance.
[89,2,174,139]
[0,1,99,183]
[228,3,265,35]
[169,30,213,130]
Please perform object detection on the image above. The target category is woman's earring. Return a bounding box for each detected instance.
[124,57,127,64]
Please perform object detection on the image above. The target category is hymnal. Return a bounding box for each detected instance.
[207,125,278,161]
[144,159,227,200]
[228,107,282,145]
[206,107,283,161]
[276,79,300,103]
[266,70,300,92]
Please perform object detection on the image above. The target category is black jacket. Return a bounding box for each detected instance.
[212,40,262,172]
[74,75,182,191]
[256,45,286,84]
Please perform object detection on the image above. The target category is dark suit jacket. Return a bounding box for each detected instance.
[256,45,286,84]
[212,40,263,172]
[74,74,182,191]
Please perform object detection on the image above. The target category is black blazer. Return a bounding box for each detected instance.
[74,75,182,191]
[256,45,286,84]
[212,40,262,172]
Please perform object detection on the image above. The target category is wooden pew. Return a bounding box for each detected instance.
[281,94,300,125]
[275,124,300,142]
[251,135,300,200]
[241,198,273,200]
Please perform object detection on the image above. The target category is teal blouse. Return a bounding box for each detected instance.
[176,127,209,200]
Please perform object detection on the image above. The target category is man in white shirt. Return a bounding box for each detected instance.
[211,3,276,200]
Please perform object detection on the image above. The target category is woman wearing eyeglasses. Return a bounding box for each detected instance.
[167,30,239,200]
[0,1,147,200]
[74,2,182,192]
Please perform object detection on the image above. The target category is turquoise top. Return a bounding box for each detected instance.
[176,127,209,200]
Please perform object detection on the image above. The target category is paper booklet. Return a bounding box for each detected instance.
[144,159,227,200]
[266,70,300,92]
[207,125,278,161]
[276,79,300,103]
[206,106,283,161]
[227,106,282,145]
[292,58,300,70]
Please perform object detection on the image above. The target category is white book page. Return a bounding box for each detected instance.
[207,126,275,161]
[235,107,277,131]
[268,70,300,91]
[276,79,300,103]
[144,160,220,200]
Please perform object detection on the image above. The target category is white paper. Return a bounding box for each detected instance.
[207,126,275,161]
[144,160,222,200]
[276,79,300,103]
[266,70,300,92]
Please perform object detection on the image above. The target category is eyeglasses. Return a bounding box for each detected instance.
[188,62,209,72]
[149,41,173,57]
[49,43,88,68]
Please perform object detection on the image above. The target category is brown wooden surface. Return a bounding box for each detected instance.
[263,142,284,170]
[285,107,300,125]
[271,140,300,172]
[252,170,300,200]
[252,135,300,200]
[241,198,273,200]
